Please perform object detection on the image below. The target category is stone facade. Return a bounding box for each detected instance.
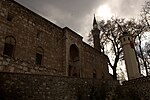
[0,1,116,99]
[0,0,111,79]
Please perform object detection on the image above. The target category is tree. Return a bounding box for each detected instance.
[136,0,150,75]
[88,17,146,79]
[135,35,150,75]
[141,1,150,28]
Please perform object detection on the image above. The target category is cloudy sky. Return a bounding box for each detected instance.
[15,0,145,42]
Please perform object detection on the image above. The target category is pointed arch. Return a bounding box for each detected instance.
[68,44,80,77]
[70,44,79,62]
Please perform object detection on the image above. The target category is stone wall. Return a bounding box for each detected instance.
[117,76,150,100]
[63,27,83,77]
[82,43,111,79]
[0,0,66,75]
[0,72,119,100]
[0,55,65,75]
[63,27,111,79]
[0,0,111,79]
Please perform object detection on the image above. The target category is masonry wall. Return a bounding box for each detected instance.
[0,72,119,100]
[63,27,83,77]
[117,76,150,100]
[63,28,111,79]
[82,43,111,79]
[0,0,66,75]
[0,0,111,79]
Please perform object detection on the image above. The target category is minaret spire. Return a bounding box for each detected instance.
[93,14,97,26]
[92,15,101,51]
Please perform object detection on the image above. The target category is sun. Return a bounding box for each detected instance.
[96,4,112,19]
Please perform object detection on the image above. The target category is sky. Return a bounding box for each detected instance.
[15,0,145,42]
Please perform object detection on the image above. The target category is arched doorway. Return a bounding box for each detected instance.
[68,44,80,77]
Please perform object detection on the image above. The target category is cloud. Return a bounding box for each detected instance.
[107,0,145,18]
[15,0,106,40]
[15,0,145,42]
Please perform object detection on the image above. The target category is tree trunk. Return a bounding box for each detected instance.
[112,53,120,80]
[113,67,117,79]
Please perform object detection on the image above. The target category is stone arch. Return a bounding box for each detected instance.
[3,36,16,57]
[68,44,80,77]
[70,44,79,62]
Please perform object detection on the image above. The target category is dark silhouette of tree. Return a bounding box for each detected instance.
[88,17,147,79]
[88,1,150,79]
[135,1,150,75]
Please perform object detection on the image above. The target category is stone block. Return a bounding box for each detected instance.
[18,66,23,69]
[35,67,39,70]
[2,61,9,66]
[0,66,4,71]
[23,67,28,71]
[31,69,36,73]
[39,68,44,71]
[10,67,15,72]
[0,57,3,60]
[6,58,11,62]
[21,62,27,67]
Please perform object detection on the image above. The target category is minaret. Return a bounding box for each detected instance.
[120,32,140,80]
[92,15,101,51]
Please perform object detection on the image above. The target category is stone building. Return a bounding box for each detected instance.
[0,0,111,79]
[1,0,150,100]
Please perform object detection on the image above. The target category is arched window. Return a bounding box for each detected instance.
[36,47,44,65]
[3,36,16,57]
[68,44,80,77]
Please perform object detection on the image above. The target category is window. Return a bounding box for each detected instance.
[93,73,97,78]
[123,38,126,41]
[36,32,40,39]
[36,47,44,65]
[128,37,130,41]
[3,36,16,57]
[93,70,97,78]
[7,12,14,21]
[36,30,43,40]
